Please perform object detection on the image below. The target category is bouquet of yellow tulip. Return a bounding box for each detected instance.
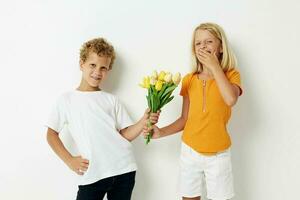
[139,70,181,144]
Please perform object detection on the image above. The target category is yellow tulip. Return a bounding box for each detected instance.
[144,76,150,88]
[155,80,163,91]
[151,70,158,79]
[150,76,157,85]
[164,73,172,83]
[158,71,166,81]
[139,76,150,88]
[172,72,181,85]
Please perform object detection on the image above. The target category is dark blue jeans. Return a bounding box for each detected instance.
[76,171,136,200]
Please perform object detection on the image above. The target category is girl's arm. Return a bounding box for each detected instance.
[145,95,189,139]
[211,66,240,106]
[47,128,89,175]
[198,49,240,106]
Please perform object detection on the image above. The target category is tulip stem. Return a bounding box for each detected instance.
[145,119,152,145]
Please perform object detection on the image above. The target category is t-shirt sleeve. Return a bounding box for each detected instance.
[227,69,243,96]
[180,74,192,97]
[45,96,67,133]
[115,98,134,131]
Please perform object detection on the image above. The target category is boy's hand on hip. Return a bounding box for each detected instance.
[66,156,89,176]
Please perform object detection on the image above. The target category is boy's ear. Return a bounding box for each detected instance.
[79,60,84,71]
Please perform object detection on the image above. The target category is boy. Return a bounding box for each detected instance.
[46,38,159,200]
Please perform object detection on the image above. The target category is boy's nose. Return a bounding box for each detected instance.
[94,67,102,73]
[94,72,102,76]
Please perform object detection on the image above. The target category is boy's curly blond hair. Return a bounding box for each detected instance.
[80,38,115,69]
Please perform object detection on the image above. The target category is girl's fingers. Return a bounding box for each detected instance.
[198,52,207,58]
[201,49,212,55]
[199,52,207,56]
[199,49,209,55]
[143,125,153,131]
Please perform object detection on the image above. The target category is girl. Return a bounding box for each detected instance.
[144,23,243,200]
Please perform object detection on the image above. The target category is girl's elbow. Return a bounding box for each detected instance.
[180,116,187,129]
[225,97,238,107]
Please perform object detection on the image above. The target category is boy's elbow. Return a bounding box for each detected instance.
[121,134,133,142]
[119,129,134,142]
[46,128,59,143]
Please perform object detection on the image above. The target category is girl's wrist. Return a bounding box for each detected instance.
[160,128,166,137]
[211,64,222,75]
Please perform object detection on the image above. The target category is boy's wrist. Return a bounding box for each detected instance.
[63,154,74,165]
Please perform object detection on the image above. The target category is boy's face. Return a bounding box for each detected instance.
[80,52,111,90]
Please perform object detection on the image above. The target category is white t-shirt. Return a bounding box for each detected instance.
[46,90,137,185]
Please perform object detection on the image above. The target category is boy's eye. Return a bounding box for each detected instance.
[195,42,201,46]
[90,64,96,68]
[100,67,108,72]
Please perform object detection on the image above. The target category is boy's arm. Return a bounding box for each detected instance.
[46,128,89,175]
[120,109,159,142]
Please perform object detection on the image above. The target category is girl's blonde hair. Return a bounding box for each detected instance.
[191,22,237,73]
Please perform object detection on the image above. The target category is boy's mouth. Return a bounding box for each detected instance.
[91,76,101,81]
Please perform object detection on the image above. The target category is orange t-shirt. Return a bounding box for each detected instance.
[180,69,242,154]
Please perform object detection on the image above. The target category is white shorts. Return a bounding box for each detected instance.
[179,142,234,200]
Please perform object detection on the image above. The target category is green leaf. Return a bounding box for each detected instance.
[153,93,160,112]
[159,92,172,109]
[150,94,154,112]
[160,84,177,100]
[146,95,151,108]
[158,84,168,98]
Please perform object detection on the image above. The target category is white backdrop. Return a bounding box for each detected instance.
[0,0,300,199]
